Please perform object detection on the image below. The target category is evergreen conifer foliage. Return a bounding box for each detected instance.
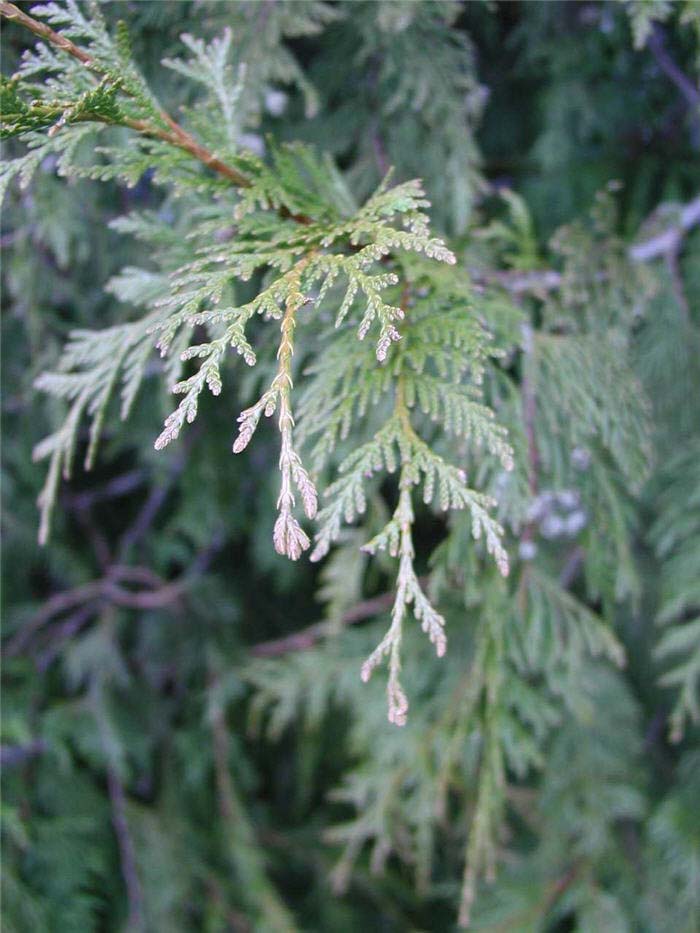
[2,2,699,930]
[0,1,508,723]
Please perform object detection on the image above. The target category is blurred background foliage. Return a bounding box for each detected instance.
[1,1,699,930]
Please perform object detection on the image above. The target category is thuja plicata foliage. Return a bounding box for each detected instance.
[2,2,699,929]
[1,0,510,726]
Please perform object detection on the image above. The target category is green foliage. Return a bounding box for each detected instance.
[651,441,700,742]
[625,0,700,58]
[2,2,699,931]
[305,0,486,234]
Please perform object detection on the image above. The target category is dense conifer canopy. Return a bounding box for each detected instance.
[1,1,699,929]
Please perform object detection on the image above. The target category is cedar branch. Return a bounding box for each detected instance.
[0,0,252,189]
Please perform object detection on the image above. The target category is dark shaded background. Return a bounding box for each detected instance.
[2,2,699,930]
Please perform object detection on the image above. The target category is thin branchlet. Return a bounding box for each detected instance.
[10,2,507,736]
[359,379,447,725]
[360,480,446,727]
[4,6,683,929]
[0,1,253,189]
[233,258,318,559]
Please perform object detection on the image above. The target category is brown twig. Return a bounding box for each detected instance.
[106,762,145,932]
[371,120,390,177]
[4,558,216,659]
[205,879,252,933]
[250,584,420,658]
[125,116,254,189]
[647,24,700,148]
[36,603,97,670]
[85,660,146,933]
[207,665,297,932]
[210,695,238,826]
[0,1,94,64]
[665,242,691,324]
[64,469,147,510]
[559,546,584,589]
[0,1,252,189]
[1,2,317,223]
[117,456,188,560]
[5,579,105,656]
[520,323,539,504]
[0,739,48,768]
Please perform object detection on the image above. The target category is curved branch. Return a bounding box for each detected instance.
[475,193,700,295]
[0,0,93,63]
[628,195,700,262]
[0,0,252,189]
[647,24,700,114]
